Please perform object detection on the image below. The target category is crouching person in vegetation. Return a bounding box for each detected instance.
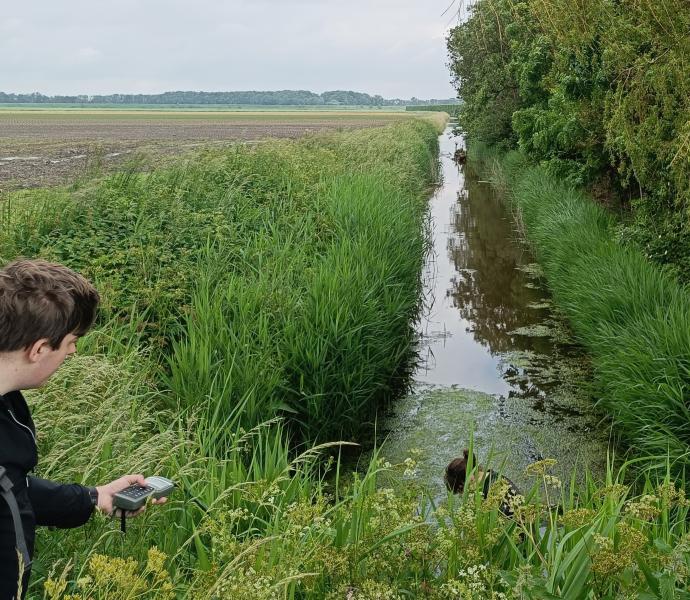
[0,259,165,600]
[445,449,521,517]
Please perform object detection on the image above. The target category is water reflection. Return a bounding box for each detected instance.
[449,170,569,405]
[418,131,589,409]
[379,127,608,496]
[450,178,547,355]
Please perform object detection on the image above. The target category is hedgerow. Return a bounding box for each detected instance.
[447,0,690,279]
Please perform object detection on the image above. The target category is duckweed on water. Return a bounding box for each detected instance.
[376,384,606,497]
[508,324,552,337]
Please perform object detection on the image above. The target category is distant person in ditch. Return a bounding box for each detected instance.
[444,449,521,516]
[0,259,166,600]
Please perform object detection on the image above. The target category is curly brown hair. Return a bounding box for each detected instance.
[0,259,100,351]
[444,449,476,494]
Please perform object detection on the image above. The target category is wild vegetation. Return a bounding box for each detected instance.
[448,0,690,280]
[32,382,690,600]
[1,117,444,596]
[444,2,690,595]
[2,117,442,441]
[3,107,690,597]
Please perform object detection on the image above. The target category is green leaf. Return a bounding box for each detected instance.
[638,559,661,596]
[193,531,211,572]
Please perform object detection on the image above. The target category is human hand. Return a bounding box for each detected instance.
[96,474,168,518]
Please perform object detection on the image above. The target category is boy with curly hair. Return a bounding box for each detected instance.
[0,259,164,599]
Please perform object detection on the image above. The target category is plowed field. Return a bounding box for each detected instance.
[0,110,408,190]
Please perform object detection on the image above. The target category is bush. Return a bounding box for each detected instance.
[448,0,690,280]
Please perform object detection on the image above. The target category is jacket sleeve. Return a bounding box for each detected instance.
[27,476,95,528]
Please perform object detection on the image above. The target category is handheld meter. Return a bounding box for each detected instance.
[113,476,175,511]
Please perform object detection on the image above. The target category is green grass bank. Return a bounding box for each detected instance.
[0,117,444,595]
[1,117,442,443]
[469,143,690,478]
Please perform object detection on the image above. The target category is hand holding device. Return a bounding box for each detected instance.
[113,476,175,512]
[96,474,171,517]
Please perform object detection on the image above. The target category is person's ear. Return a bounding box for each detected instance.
[26,339,52,363]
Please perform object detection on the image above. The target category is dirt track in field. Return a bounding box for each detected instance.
[0,111,405,190]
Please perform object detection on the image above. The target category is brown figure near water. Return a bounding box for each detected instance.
[453,147,467,164]
[445,449,521,517]
[444,449,474,494]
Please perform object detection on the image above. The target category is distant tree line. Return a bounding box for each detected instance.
[0,90,459,107]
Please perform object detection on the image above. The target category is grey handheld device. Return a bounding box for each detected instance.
[113,476,175,511]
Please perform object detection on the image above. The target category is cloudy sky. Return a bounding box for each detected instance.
[1,1,465,99]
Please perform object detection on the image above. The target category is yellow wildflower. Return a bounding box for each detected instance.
[657,482,688,508]
[593,484,629,501]
[560,508,596,529]
[543,474,561,489]
[591,524,646,576]
[625,494,660,521]
[146,546,168,580]
[44,577,68,600]
[525,459,557,476]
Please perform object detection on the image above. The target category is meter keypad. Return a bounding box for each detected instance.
[122,485,154,498]
[113,477,174,512]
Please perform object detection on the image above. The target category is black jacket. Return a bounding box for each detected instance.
[482,469,521,518]
[0,390,94,600]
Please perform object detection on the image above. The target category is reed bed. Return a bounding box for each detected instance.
[1,119,440,441]
[1,119,443,595]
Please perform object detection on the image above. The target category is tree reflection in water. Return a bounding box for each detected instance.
[447,164,590,413]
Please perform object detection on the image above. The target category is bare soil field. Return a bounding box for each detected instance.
[0,110,408,190]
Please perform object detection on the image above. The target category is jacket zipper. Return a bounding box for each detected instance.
[7,408,37,445]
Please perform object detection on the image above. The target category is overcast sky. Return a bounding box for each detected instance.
[1,1,464,99]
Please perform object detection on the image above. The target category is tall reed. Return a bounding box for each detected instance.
[2,119,444,594]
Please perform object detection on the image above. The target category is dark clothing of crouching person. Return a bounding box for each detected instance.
[445,449,521,517]
[0,259,164,600]
[0,392,96,598]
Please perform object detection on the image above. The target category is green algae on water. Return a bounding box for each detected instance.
[378,385,608,501]
[508,324,552,337]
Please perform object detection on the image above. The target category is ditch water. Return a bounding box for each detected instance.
[378,126,609,499]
